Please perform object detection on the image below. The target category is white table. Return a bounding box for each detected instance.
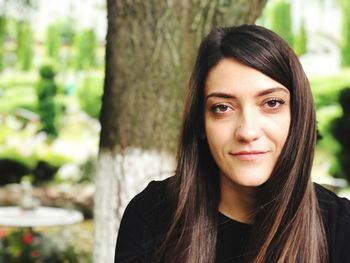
[0,206,84,227]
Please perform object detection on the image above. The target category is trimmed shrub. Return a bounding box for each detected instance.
[73,29,97,70]
[77,75,103,119]
[16,21,34,71]
[295,20,307,56]
[46,24,61,61]
[0,16,6,72]
[36,64,58,137]
[341,0,350,67]
[331,87,350,182]
[310,71,350,109]
[270,0,294,47]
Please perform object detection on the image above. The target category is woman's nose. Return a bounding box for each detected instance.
[234,110,261,142]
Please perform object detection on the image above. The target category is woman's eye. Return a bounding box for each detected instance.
[211,104,231,113]
[265,98,285,109]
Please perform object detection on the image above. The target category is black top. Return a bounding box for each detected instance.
[115,178,350,263]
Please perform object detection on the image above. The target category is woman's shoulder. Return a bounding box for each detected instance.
[123,178,172,228]
[115,177,173,262]
[314,183,350,262]
[125,176,172,218]
[314,183,350,221]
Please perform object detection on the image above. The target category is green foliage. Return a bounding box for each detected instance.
[45,24,61,60]
[331,87,350,182]
[36,64,59,137]
[16,21,34,71]
[0,114,70,185]
[315,106,342,178]
[77,75,103,119]
[310,70,350,109]
[73,29,97,70]
[45,20,76,63]
[0,149,69,186]
[294,20,307,56]
[311,73,350,182]
[0,16,6,72]
[39,64,56,79]
[316,105,342,136]
[0,72,37,114]
[340,0,350,67]
[270,0,294,47]
[0,70,37,88]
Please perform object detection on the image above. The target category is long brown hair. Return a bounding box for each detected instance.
[158,24,328,263]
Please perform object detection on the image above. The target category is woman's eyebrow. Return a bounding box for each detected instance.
[205,92,236,101]
[256,87,290,97]
[205,87,289,101]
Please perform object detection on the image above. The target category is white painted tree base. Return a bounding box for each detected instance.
[93,148,175,263]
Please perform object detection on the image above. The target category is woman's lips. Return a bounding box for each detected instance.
[230,151,267,161]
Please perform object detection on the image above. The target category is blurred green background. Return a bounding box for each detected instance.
[1,0,350,261]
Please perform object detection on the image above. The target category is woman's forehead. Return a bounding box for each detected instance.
[204,58,289,98]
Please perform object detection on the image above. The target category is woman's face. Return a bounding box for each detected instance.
[204,58,291,188]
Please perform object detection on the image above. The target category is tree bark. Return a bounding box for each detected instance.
[94,0,268,262]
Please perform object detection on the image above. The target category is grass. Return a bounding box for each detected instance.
[0,85,37,114]
[0,71,38,89]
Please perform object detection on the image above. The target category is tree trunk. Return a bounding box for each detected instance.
[94,0,268,262]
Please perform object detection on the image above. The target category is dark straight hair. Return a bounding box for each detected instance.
[158,24,328,263]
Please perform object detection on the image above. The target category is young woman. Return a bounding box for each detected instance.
[115,25,350,263]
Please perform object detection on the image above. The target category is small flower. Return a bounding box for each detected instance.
[22,233,33,244]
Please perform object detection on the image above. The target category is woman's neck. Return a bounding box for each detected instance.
[218,174,257,224]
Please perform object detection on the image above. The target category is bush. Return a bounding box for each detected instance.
[36,64,59,137]
[73,29,97,70]
[0,158,30,185]
[311,74,350,181]
[77,75,103,119]
[310,70,350,109]
[341,0,350,67]
[0,16,6,72]
[46,24,61,61]
[295,20,307,56]
[0,113,71,185]
[331,87,350,182]
[0,156,61,186]
[0,144,68,185]
[16,21,34,71]
[270,0,294,47]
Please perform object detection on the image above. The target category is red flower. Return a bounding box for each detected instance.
[22,233,33,244]
[31,250,40,257]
